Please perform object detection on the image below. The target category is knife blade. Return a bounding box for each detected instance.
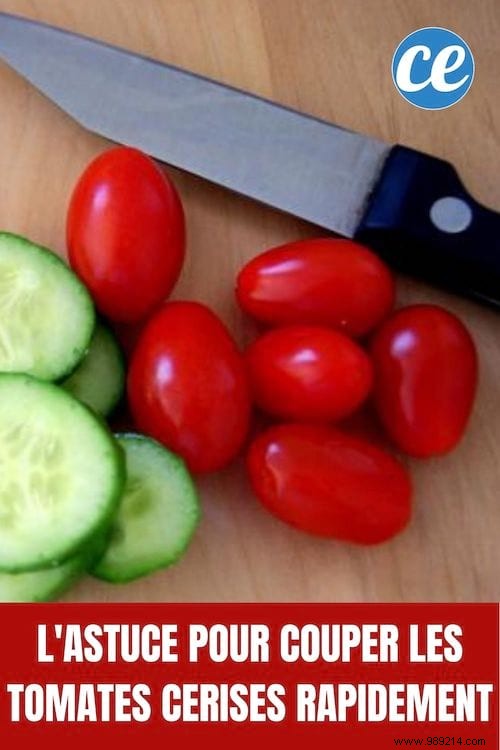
[0,12,499,306]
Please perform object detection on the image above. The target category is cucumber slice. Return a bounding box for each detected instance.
[0,533,108,603]
[0,374,125,573]
[93,434,200,583]
[0,232,95,381]
[63,323,125,417]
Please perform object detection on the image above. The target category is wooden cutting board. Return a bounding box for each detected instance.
[0,0,499,602]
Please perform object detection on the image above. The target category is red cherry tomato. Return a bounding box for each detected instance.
[246,325,373,422]
[236,238,395,337]
[67,146,185,322]
[247,423,412,544]
[128,301,251,473]
[371,304,478,457]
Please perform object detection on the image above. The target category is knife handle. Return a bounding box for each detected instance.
[355,145,500,307]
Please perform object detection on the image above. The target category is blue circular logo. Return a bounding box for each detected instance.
[392,27,474,110]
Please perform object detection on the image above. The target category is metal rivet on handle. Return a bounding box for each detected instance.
[430,196,473,233]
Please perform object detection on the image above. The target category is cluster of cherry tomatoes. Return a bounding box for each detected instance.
[67,146,478,546]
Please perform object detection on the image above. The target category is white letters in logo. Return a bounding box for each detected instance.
[395,45,432,92]
[395,44,469,93]
[431,46,469,91]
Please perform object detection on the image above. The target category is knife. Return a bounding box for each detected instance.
[0,12,499,307]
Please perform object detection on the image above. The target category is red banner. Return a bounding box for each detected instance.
[0,604,497,749]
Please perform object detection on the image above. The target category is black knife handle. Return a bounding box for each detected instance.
[355,145,500,306]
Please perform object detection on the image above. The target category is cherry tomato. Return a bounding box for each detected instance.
[371,305,478,457]
[67,146,185,322]
[236,238,395,337]
[247,424,412,544]
[128,301,251,473]
[246,325,373,421]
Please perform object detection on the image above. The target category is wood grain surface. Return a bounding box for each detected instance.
[0,0,499,602]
